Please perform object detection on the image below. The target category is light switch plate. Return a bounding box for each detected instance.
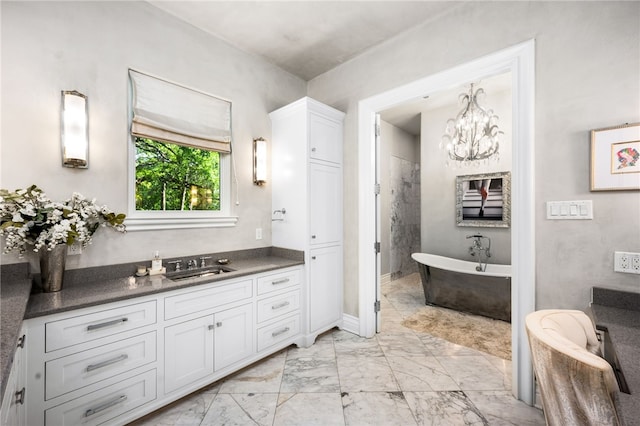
[546,200,593,220]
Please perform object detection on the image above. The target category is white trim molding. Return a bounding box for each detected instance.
[341,313,360,336]
[357,40,536,405]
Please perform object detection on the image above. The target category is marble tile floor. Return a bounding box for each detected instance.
[128,273,544,425]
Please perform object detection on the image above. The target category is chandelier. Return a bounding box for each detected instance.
[440,83,502,166]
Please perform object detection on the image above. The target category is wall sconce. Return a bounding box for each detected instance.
[253,137,267,185]
[61,90,89,168]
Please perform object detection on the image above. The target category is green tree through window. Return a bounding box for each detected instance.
[135,137,220,211]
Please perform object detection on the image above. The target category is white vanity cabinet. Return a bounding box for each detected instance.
[164,303,253,394]
[22,265,303,426]
[1,327,27,426]
[24,300,159,426]
[270,97,344,342]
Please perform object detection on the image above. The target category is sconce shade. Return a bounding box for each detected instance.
[61,90,89,168]
[254,137,267,185]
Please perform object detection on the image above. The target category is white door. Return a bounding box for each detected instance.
[375,114,382,333]
[214,304,254,371]
[164,315,214,393]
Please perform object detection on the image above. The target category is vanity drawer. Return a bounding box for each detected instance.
[257,314,300,352]
[45,301,157,352]
[44,369,156,426]
[257,269,301,295]
[257,290,300,323]
[165,279,252,320]
[45,331,156,400]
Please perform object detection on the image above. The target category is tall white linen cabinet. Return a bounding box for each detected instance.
[270,97,345,344]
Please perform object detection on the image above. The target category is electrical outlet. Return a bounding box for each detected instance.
[614,251,640,274]
[255,228,262,240]
[67,243,82,256]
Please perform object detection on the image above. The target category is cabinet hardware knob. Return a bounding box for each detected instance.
[311,147,317,152]
[216,322,223,327]
[84,395,127,417]
[311,256,316,260]
[311,235,316,239]
[86,354,129,372]
[15,388,25,405]
[87,317,128,331]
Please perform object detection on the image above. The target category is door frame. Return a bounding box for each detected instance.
[356,39,536,404]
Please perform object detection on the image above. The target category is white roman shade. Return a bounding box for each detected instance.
[129,69,231,153]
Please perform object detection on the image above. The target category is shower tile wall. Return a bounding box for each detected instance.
[390,156,420,280]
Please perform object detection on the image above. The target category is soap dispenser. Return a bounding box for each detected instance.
[149,251,166,275]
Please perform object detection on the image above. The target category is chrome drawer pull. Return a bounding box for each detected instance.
[87,318,128,331]
[86,354,128,372]
[271,327,290,337]
[272,278,290,285]
[84,394,127,417]
[15,388,25,405]
[271,301,290,310]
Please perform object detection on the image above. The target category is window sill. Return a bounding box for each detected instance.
[125,215,238,231]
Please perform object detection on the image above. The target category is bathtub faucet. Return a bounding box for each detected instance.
[467,234,491,271]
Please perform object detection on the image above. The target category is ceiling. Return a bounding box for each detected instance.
[147,1,509,136]
[147,1,462,81]
[380,72,512,135]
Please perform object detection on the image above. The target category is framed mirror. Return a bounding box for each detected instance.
[456,171,511,227]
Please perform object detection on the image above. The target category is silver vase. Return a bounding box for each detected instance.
[39,244,67,292]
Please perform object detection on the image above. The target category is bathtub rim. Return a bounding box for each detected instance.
[411,252,512,278]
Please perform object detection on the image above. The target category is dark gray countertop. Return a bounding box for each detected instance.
[0,247,303,403]
[591,286,640,426]
[0,263,31,401]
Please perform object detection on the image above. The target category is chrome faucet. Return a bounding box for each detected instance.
[168,259,183,272]
[467,234,491,271]
[187,259,198,270]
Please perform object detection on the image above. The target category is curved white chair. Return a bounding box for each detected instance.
[525,309,620,426]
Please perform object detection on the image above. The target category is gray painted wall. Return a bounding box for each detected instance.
[2,1,638,320]
[308,1,640,315]
[1,2,306,269]
[420,83,512,265]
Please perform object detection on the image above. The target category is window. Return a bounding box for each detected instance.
[134,137,221,211]
[126,70,237,230]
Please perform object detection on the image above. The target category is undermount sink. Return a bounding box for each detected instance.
[165,266,235,281]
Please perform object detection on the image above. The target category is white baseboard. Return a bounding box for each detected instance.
[341,313,360,335]
[380,273,391,285]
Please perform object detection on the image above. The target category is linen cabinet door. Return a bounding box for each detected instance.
[308,245,342,333]
[214,303,254,371]
[309,112,342,164]
[309,163,341,246]
[164,315,214,394]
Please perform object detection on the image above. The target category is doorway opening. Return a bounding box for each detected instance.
[357,40,535,404]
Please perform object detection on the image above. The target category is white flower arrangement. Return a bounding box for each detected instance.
[0,185,126,255]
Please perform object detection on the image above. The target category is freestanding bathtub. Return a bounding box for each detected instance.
[411,253,512,322]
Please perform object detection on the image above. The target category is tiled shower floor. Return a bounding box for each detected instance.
[128,273,544,425]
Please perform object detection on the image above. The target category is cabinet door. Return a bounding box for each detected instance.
[2,331,26,426]
[309,163,341,245]
[309,246,342,333]
[1,358,22,426]
[214,304,254,371]
[309,113,342,164]
[164,316,214,394]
